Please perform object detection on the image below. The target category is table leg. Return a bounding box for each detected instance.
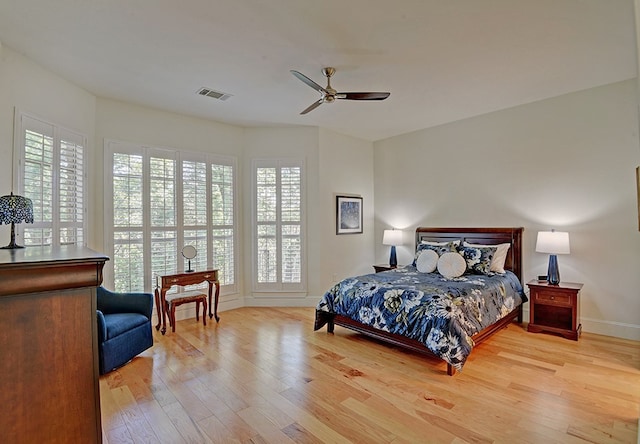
[213,281,220,322]
[160,289,167,335]
[208,280,220,322]
[154,289,161,331]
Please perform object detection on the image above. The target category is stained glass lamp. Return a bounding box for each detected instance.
[536,230,570,285]
[0,192,34,249]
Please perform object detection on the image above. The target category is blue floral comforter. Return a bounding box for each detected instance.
[315,266,526,371]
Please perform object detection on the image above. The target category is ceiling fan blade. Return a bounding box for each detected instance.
[290,70,327,94]
[300,98,323,115]
[337,92,390,100]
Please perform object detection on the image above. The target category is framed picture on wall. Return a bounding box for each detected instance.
[336,195,363,235]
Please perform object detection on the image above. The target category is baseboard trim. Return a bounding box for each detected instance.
[243,295,319,307]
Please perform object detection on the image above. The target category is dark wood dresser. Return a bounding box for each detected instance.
[0,246,109,443]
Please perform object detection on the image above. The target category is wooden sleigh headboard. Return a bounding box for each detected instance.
[415,227,524,282]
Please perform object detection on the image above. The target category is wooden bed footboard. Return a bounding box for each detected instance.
[322,305,522,376]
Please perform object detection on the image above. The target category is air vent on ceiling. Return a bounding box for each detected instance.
[196,87,233,101]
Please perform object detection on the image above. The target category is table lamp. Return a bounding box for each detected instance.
[535,230,570,285]
[0,192,34,249]
[382,229,402,267]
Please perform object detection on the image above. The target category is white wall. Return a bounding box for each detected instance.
[94,98,245,312]
[242,126,321,306]
[374,80,640,340]
[93,116,371,308]
[318,128,375,286]
[0,44,96,246]
[241,127,375,305]
[94,97,244,246]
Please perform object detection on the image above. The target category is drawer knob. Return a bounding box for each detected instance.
[171,278,178,283]
[204,275,211,279]
[550,296,555,300]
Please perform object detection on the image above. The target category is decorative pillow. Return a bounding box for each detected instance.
[457,245,496,275]
[437,252,467,279]
[416,249,439,273]
[420,240,461,246]
[413,241,459,266]
[463,241,510,274]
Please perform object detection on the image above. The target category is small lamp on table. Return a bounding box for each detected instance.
[0,192,34,249]
[382,229,403,268]
[535,230,570,285]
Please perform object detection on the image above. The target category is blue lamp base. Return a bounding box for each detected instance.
[389,245,397,267]
[547,254,560,285]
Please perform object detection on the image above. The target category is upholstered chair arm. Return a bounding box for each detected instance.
[97,287,154,319]
[96,310,107,344]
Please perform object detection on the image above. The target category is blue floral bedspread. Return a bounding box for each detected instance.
[315,266,526,371]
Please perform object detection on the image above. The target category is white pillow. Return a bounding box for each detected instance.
[421,240,461,246]
[463,241,510,274]
[437,252,467,279]
[416,249,439,273]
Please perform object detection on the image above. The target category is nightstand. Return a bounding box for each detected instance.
[373,264,396,273]
[527,280,583,340]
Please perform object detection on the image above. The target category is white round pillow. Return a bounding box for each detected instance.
[437,252,467,279]
[416,249,439,273]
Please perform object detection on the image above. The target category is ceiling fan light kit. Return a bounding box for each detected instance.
[291,67,390,114]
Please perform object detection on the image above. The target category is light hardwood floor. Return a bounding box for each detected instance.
[100,307,640,443]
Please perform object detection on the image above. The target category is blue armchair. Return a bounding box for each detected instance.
[96,287,154,375]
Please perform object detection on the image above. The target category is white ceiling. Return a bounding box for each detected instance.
[0,0,636,141]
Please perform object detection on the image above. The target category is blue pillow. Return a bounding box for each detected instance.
[456,245,496,275]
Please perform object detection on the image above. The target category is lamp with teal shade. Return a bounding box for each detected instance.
[0,192,34,249]
[536,230,570,285]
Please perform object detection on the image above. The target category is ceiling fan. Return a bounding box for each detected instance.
[290,67,390,115]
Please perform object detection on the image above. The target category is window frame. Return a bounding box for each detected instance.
[104,139,238,295]
[13,110,88,247]
[252,158,306,293]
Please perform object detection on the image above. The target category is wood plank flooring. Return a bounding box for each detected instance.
[100,307,640,443]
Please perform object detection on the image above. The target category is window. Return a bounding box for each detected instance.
[15,112,86,246]
[105,141,236,294]
[253,159,304,292]
[211,163,235,286]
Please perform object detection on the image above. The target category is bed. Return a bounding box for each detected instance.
[314,227,526,375]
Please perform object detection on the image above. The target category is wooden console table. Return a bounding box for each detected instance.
[0,245,108,443]
[155,269,220,334]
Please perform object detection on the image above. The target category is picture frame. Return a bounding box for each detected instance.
[336,195,363,235]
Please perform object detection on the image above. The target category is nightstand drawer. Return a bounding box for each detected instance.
[533,290,571,307]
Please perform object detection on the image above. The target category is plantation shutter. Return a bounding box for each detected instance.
[105,141,237,294]
[149,151,178,291]
[112,149,145,292]
[254,159,304,292]
[211,163,235,286]
[18,112,86,247]
[256,166,277,283]
[182,157,208,288]
[58,136,84,244]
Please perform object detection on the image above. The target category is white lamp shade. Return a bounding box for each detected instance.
[536,231,570,255]
[382,229,403,246]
